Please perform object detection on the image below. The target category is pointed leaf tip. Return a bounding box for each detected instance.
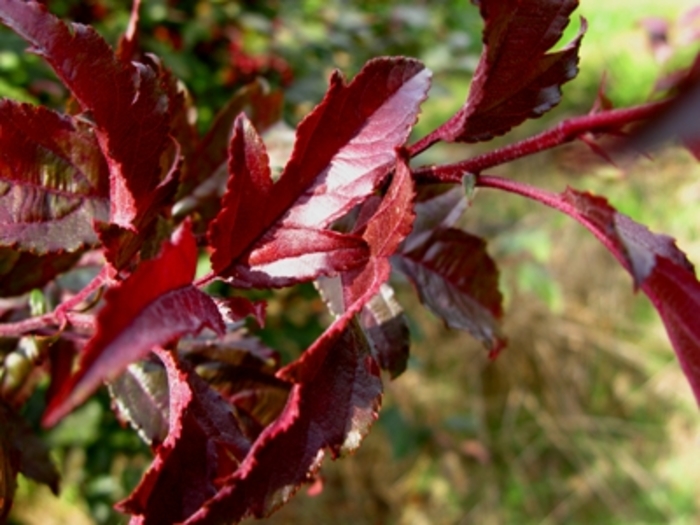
[209,58,430,288]
[43,220,224,427]
[432,0,585,143]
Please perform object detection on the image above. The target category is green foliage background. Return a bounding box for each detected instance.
[3,1,700,524]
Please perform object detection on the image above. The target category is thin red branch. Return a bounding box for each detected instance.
[0,266,114,338]
[476,175,622,262]
[413,101,667,182]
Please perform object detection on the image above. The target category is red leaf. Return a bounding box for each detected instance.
[42,220,225,427]
[183,316,381,524]
[178,79,283,203]
[405,184,470,252]
[484,177,700,403]
[108,358,170,447]
[209,115,370,287]
[0,401,59,521]
[0,101,109,253]
[359,283,410,379]
[0,0,174,228]
[339,152,417,308]
[208,58,430,286]
[558,189,700,402]
[179,331,289,434]
[116,348,252,524]
[433,0,584,142]
[392,227,506,355]
[0,248,82,297]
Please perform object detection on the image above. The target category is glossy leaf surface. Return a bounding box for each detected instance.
[432,0,584,143]
[43,221,225,426]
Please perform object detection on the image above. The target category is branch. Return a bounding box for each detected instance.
[413,101,667,182]
[476,174,621,259]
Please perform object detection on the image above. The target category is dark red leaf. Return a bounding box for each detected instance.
[116,347,252,524]
[42,220,225,427]
[337,152,417,309]
[0,248,82,297]
[0,100,109,253]
[316,154,415,377]
[208,58,430,286]
[0,401,59,521]
[404,184,469,252]
[180,331,289,434]
[631,55,700,157]
[218,296,267,328]
[432,0,584,143]
[183,316,381,524]
[177,79,283,203]
[557,189,700,401]
[108,358,170,447]
[392,227,505,355]
[208,114,370,287]
[0,0,174,228]
[485,177,700,403]
[360,284,410,379]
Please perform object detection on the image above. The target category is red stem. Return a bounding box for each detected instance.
[0,265,114,338]
[413,101,667,182]
[476,175,623,261]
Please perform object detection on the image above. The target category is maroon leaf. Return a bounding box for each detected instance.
[631,55,700,157]
[42,220,225,427]
[315,153,416,377]
[340,152,417,308]
[208,114,370,287]
[392,227,506,355]
[177,79,283,203]
[360,283,410,379]
[404,184,469,252]
[108,357,170,447]
[0,401,59,521]
[116,347,252,524]
[431,0,584,143]
[0,0,174,229]
[0,248,82,298]
[208,57,430,286]
[183,315,381,524]
[180,331,289,434]
[0,100,109,253]
[482,176,700,403]
[557,189,700,401]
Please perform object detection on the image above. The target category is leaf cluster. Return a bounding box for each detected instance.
[1,1,700,523]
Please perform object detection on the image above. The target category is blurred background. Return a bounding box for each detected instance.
[3,0,700,523]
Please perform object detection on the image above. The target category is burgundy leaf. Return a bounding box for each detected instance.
[208,114,370,287]
[431,0,584,143]
[404,184,469,252]
[558,188,700,401]
[0,0,174,228]
[0,401,59,521]
[208,58,430,286]
[336,152,417,310]
[42,220,225,427]
[108,358,170,447]
[0,101,109,253]
[392,227,506,355]
[631,55,700,157]
[183,315,381,524]
[218,296,267,328]
[178,79,283,202]
[315,154,415,377]
[0,248,82,298]
[360,283,410,379]
[116,347,252,524]
[481,176,700,402]
[180,331,289,434]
